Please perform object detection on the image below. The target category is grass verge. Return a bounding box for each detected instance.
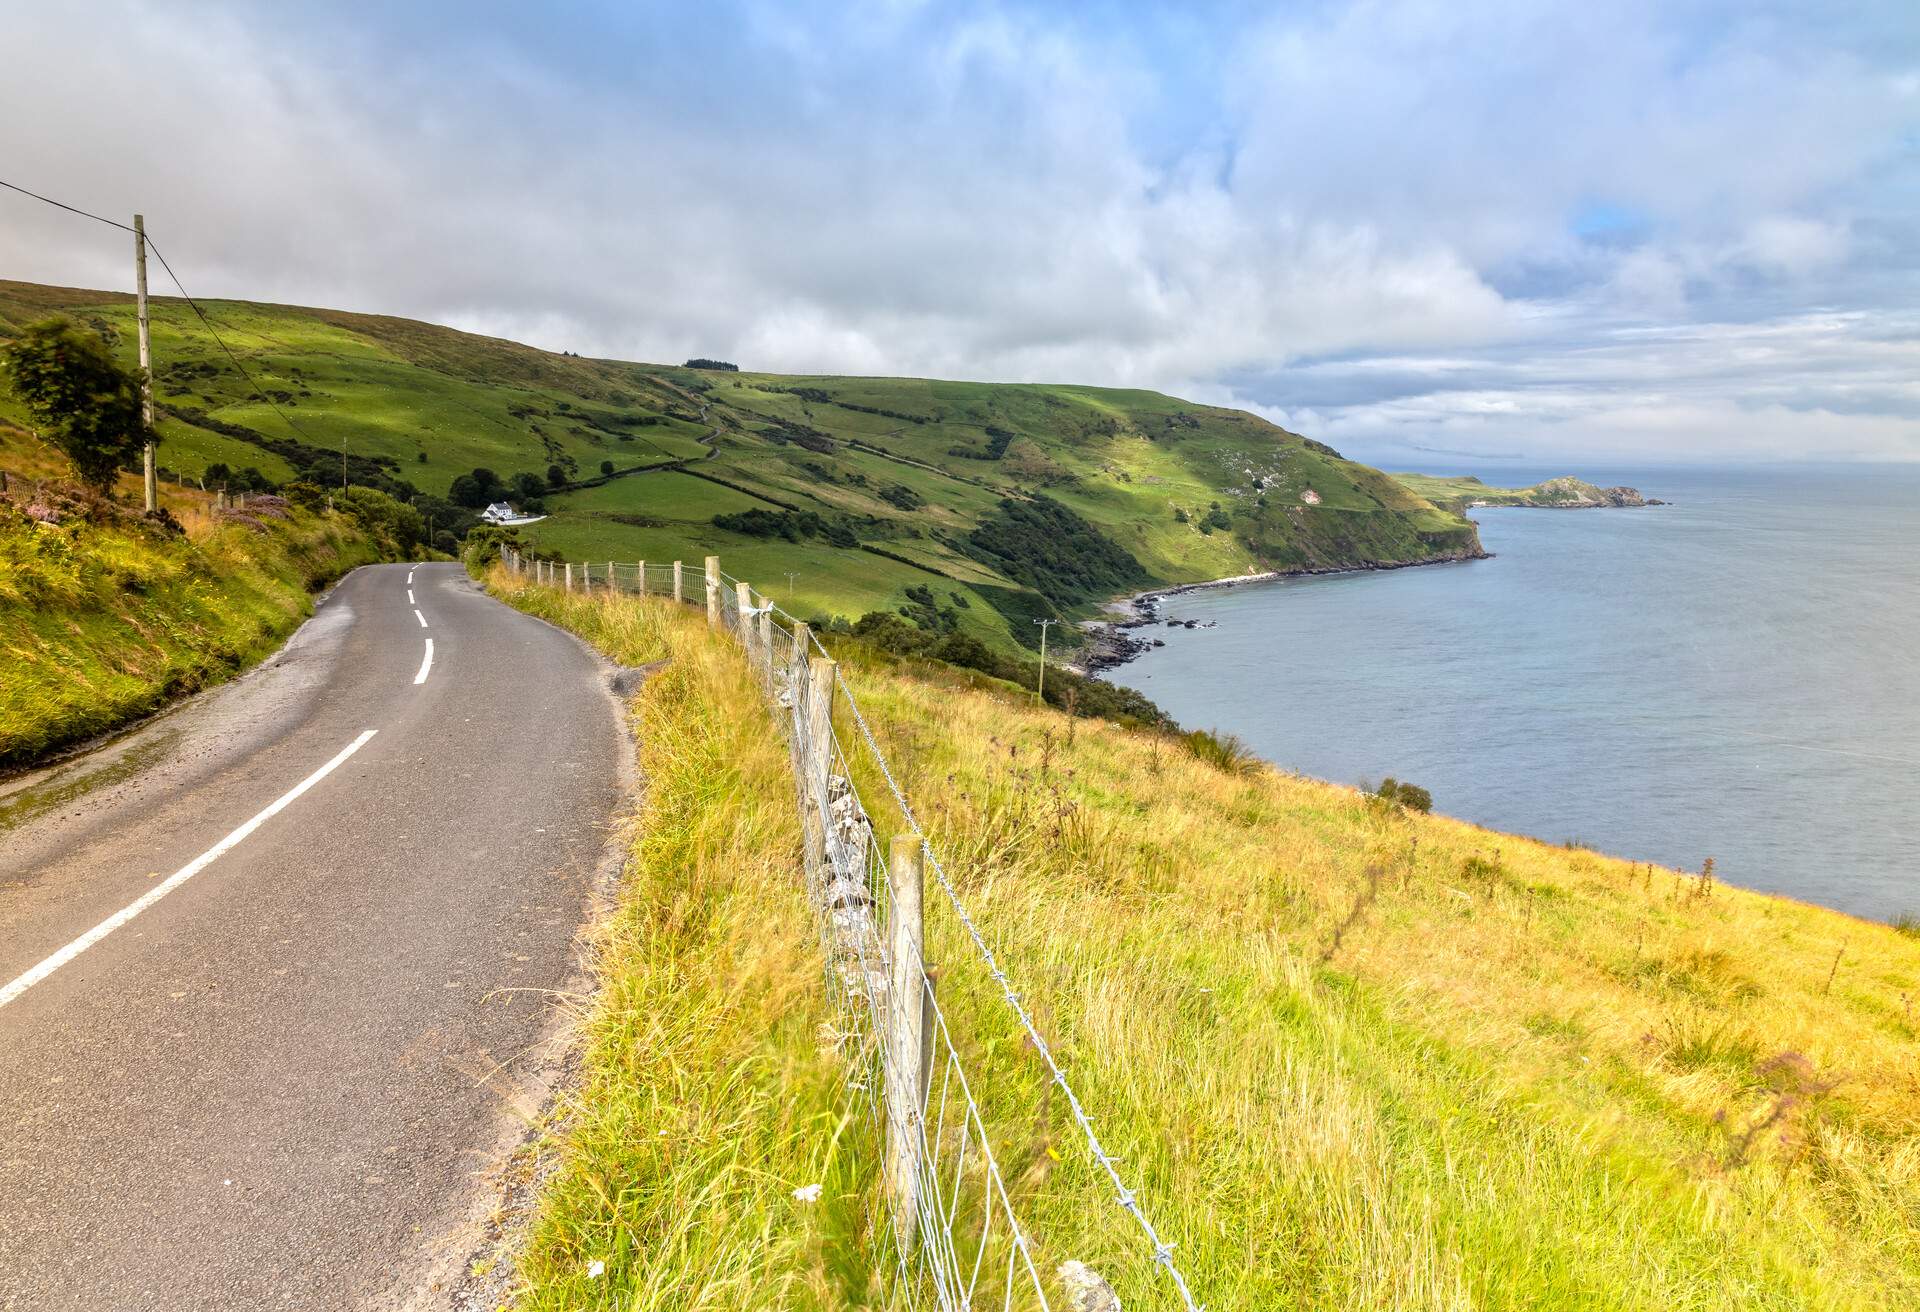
[491,573,883,1309]
[0,492,380,768]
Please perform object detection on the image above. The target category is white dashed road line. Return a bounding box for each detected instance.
[407,589,415,604]
[414,639,434,685]
[414,609,428,628]
[0,730,379,1010]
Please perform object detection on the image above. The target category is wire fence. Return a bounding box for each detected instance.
[501,548,1200,1312]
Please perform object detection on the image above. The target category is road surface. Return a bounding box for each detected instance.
[0,563,629,1310]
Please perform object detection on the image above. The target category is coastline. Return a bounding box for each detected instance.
[1076,546,1492,674]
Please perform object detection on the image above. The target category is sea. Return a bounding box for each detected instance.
[1107,464,1920,922]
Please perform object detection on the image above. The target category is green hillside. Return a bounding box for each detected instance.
[0,279,1482,652]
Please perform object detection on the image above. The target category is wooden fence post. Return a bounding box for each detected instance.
[735,579,757,666]
[674,560,684,605]
[608,561,615,593]
[637,560,646,596]
[704,556,720,625]
[757,606,775,682]
[803,657,836,890]
[887,833,926,1253]
[565,562,573,592]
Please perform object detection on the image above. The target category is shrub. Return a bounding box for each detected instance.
[336,486,425,556]
[463,525,521,571]
[281,480,326,511]
[600,459,615,476]
[1183,728,1261,776]
[1374,777,1434,813]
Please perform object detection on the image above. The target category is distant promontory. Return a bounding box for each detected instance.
[1391,472,1665,512]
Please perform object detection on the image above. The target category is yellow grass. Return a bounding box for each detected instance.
[497,573,1920,1310]
[494,575,885,1309]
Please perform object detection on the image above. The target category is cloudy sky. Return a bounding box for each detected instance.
[1,1,1915,466]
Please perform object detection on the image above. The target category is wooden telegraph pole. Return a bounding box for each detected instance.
[1033,617,1056,704]
[133,214,156,513]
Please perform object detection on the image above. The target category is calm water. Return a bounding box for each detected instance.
[1110,465,1920,921]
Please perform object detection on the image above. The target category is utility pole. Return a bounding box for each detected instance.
[784,570,799,602]
[134,214,155,513]
[1033,618,1056,704]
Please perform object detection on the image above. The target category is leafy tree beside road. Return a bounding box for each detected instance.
[0,317,151,493]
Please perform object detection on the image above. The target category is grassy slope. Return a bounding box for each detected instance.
[0,279,1479,654]
[500,577,1920,1310]
[488,576,882,1309]
[0,425,381,766]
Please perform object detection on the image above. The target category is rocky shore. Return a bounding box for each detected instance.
[1076,546,1492,674]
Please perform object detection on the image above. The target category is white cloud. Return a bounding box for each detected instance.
[0,0,1913,462]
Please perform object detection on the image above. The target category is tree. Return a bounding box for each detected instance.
[204,462,232,487]
[450,466,505,509]
[599,459,614,476]
[546,464,566,488]
[512,471,545,501]
[448,474,486,508]
[0,317,150,492]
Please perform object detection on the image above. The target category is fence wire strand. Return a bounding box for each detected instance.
[502,548,1201,1311]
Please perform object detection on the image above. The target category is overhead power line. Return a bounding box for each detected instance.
[0,177,342,476]
[0,178,136,234]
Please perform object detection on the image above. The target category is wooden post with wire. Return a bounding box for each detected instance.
[565,562,574,592]
[636,560,646,596]
[790,621,811,698]
[673,559,684,605]
[133,214,156,514]
[887,833,926,1252]
[704,556,720,625]
[802,657,836,891]
[735,579,755,663]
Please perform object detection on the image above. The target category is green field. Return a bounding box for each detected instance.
[0,279,1484,652]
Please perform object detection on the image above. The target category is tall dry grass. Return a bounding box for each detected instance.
[497,576,885,1310]
[499,574,1920,1310]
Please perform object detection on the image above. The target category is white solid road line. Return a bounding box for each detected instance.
[414,639,434,685]
[0,729,379,1010]
[414,609,428,628]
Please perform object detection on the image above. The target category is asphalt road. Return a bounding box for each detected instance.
[0,563,630,1310]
